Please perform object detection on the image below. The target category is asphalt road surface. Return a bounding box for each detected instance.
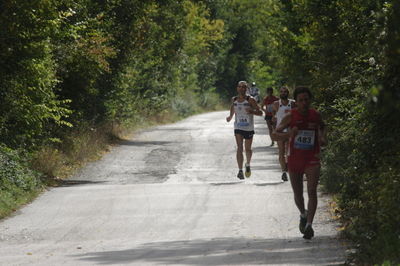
[0,111,346,265]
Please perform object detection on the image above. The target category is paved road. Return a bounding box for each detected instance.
[0,111,346,265]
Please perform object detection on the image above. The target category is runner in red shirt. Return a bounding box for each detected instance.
[272,86,327,240]
[261,87,279,146]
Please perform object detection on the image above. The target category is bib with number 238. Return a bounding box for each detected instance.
[294,130,315,150]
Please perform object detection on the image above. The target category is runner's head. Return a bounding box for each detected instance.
[237,81,248,96]
[279,86,289,100]
[294,86,312,110]
[266,87,273,96]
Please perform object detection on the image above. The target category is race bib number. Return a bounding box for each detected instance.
[294,130,315,150]
[237,115,250,127]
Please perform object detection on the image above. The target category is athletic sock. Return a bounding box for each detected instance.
[305,222,312,228]
[301,211,307,218]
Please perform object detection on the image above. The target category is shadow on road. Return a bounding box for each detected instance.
[119,140,175,146]
[252,146,278,153]
[73,236,345,265]
[58,180,108,187]
[148,127,201,131]
[210,181,244,186]
[250,165,282,171]
[210,181,283,186]
[253,181,284,186]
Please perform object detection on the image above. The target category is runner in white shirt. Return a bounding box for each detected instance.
[272,86,296,181]
[227,81,263,179]
[247,82,260,103]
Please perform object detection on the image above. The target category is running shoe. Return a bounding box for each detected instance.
[299,211,308,233]
[303,225,314,240]
[237,170,244,180]
[281,172,288,182]
[245,163,251,178]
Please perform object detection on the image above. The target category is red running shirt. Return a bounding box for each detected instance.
[288,108,321,160]
[263,96,279,116]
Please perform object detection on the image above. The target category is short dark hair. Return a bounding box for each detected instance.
[266,87,273,92]
[294,86,312,100]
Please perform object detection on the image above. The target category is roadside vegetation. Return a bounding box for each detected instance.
[0,0,399,264]
[271,2,400,264]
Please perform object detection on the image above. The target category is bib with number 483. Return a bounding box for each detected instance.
[294,130,315,150]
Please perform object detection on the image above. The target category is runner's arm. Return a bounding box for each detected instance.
[247,98,263,116]
[226,98,235,122]
[272,113,291,141]
[271,101,279,123]
[261,97,267,113]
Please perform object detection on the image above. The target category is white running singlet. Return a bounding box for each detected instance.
[276,99,295,131]
[234,96,254,131]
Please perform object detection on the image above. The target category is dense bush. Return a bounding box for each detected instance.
[270,0,400,263]
[0,145,42,218]
[0,0,72,148]
[322,99,400,263]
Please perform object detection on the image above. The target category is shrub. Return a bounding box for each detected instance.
[0,145,42,218]
[321,97,400,264]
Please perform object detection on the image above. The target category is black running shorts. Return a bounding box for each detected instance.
[264,115,273,121]
[234,129,255,139]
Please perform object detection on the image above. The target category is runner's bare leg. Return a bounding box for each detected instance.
[277,140,288,172]
[289,172,306,214]
[304,165,320,224]
[267,120,274,144]
[235,134,244,169]
[244,137,253,164]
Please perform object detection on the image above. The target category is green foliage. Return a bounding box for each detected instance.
[272,0,400,263]
[0,0,72,148]
[0,146,41,190]
[248,60,279,94]
[54,0,116,121]
[97,1,226,124]
[171,94,197,118]
[197,89,222,110]
[322,105,400,263]
[0,0,229,148]
[0,145,42,218]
